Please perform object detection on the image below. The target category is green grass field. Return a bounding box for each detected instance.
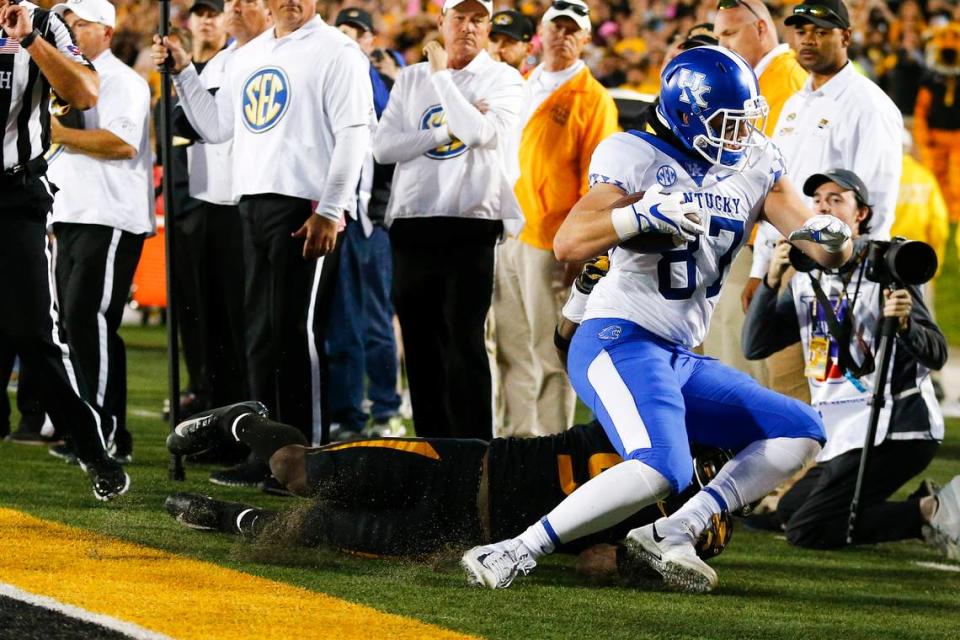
[934,226,960,346]
[2,320,959,639]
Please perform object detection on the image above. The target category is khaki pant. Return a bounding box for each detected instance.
[493,238,575,437]
[701,248,810,403]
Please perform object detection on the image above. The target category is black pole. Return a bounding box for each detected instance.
[846,313,899,544]
[158,0,184,481]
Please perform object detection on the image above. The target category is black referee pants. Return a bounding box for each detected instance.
[390,217,501,441]
[0,175,108,464]
[0,342,45,435]
[239,194,340,443]
[53,222,144,453]
[172,202,247,409]
[778,439,939,548]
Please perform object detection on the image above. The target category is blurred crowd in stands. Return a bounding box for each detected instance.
[28,0,960,115]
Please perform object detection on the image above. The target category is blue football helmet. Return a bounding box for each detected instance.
[656,46,769,171]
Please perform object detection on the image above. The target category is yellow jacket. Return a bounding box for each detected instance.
[891,153,950,276]
[516,67,619,250]
[757,46,807,137]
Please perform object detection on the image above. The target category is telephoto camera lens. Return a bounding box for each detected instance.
[867,238,938,286]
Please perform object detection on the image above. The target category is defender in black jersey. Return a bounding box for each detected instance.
[165,403,732,566]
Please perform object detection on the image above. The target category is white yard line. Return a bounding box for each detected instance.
[0,582,173,640]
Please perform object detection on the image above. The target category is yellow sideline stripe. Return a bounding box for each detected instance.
[0,509,476,640]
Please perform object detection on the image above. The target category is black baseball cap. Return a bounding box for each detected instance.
[785,0,851,29]
[336,7,374,33]
[803,169,871,205]
[190,0,224,14]
[491,10,534,42]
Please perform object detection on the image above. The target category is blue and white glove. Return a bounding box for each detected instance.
[611,190,704,244]
[787,214,851,253]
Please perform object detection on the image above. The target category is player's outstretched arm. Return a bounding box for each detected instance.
[762,176,852,269]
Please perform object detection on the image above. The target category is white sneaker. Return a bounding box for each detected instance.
[624,519,718,594]
[461,539,536,589]
[926,475,960,560]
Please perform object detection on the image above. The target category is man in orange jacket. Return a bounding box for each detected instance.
[494,0,618,437]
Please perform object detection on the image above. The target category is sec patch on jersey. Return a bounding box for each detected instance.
[242,67,291,133]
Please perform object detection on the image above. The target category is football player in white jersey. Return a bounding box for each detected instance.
[462,46,854,593]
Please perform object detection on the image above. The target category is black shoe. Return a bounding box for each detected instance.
[261,476,296,497]
[209,460,271,488]
[165,492,231,530]
[8,429,61,445]
[166,401,269,456]
[111,451,133,465]
[82,457,131,501]
[17,412,45,436]
[108,437,134,464]
[49,443,79,465]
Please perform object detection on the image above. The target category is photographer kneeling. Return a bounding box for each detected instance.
[742,169,958,555]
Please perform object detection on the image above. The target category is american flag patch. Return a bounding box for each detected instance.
[0,37,21,54]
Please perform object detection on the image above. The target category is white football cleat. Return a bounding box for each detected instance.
[624,519,718,594]
[461,539,536,589]
[925,475,960,560]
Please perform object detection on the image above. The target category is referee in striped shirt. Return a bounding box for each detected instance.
[0,0,129,500]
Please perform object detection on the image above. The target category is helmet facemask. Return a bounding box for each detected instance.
[689,94,769,171]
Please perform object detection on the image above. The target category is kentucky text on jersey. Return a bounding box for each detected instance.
[680,191,743,215]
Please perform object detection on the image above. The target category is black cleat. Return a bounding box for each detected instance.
[166,401,269,456]
[209,460,271,488]
[49,443,79,465]
[82,457,131,501]
[165,492,228,531]
[8,429,61,445]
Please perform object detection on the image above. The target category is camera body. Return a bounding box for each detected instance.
[789,237,938,287]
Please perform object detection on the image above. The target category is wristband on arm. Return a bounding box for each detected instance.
[21,29,41,49]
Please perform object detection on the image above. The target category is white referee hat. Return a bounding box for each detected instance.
[52,0,117,29]
[443,0,493,16]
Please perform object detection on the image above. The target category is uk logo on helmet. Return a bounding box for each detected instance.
[677,69,711,108]
[242,67,291,133]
